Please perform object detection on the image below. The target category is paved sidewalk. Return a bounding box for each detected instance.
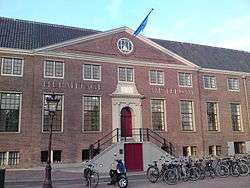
[5,168,145,183]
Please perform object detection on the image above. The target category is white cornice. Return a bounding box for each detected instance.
[199,68,250,77]
[35,50,198,70]
[32,26,199,68]
[33,27,131,52]
[1,47,250,76]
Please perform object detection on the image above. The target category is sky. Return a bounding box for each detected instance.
[1,0,250,52]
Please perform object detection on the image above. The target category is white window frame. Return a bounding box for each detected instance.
[44,60,64,79]
[82,95,102,132]
[42,93,64,133]
[1,57,24,77]
[0,91,22,134]
[230,102,243,132]
[227,77,239,91]
[83,64,101,81]
[179,100,195,131]
[206,101,220,131]
[149,70,165,85]
[203,75,217,89]
[178,72,192,87]
[118,67,134,83]
[0,151,20,166]
[150,98,167,132]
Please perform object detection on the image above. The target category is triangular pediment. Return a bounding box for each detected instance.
[35,27,198,67]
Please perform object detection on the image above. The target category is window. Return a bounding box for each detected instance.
[82,149,99,161]
[41,151,48,163]
[230,103,242,131]
[118,67,134,82]
[183,146,197,156]
[43,94,63,132]
[8,151,20,165]
[0,93,21,132]
[1,57,23,76]
[209,145,222,156]
[234,142,246,154]
[149,70,164,85]
[178,73,192,86]
[83,96,100,131]
[53,150,62,163]
[151,99,165,131]
[0,152,6,166]
[83,64,101,81]
[180,101,194,131]
[207,102,219,131]
[203,75,216,89]
[117,38,134,54]
[44,60,64,78]
[228,78,239,91]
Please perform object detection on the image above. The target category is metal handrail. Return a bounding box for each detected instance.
[89,127,175,159]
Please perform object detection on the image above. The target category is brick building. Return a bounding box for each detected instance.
[0,17,250,169]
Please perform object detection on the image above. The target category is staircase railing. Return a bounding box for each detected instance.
[89,128,175,159]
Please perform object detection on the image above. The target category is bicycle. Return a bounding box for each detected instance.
[146,156,169,183]
[83,160,100,188]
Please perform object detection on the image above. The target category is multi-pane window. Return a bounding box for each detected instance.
[228,78,239,91]
[8,151,20,165]
[1,58,23,76]
[43,94,63,132]
[44,60,64,78]
[53,150,62,163]
[234,142,246,154]
[180,101,194,131]
[83,96,100,131]
[118,67,134,82]
[203,75,216,89]
[0,93,21,132]
[151,99,165,131]
[230,103,242,131]
[178,73,192,86]
[207,102,219,131]
[83,64,101,80]
[0,152,6,166]
[149,70,164,85]
[209,145,222,156]
[183,146,197,156]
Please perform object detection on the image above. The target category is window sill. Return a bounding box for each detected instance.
[204,88,217,90]
[0,131,20,134]
[0,74,23,77]
[82,130,102,133]
[180,130,196,133]
[44,76,64,79]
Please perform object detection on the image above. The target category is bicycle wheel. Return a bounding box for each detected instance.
[238,163,250,176]
[216,165,229,178]
[231,165,240,177]
[90,171,99,188]
[188,167,200,181]
[146,166,160,183]
[163,169,178,185]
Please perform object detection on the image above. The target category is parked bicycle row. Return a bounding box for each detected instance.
[146,154,250,185]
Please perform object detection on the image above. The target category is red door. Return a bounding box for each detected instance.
[124,143,143,171]
[121,107,132,137]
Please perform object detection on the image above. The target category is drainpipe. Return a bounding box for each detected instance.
[197,69,206,156]
[242,76,250,133]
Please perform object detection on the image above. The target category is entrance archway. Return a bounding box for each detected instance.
[121,107,132,137]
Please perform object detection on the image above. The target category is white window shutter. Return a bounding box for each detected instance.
[227,142,235,155]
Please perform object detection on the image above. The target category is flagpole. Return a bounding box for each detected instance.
[133,8,154,36]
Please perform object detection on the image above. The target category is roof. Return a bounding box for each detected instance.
[1,17,250,73]
[0,17,100,50]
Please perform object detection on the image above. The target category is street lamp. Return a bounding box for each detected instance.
[43,94,60,188]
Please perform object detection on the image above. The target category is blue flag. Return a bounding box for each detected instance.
[133,8,154,36]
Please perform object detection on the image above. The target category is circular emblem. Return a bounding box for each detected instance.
[117,38,134,54]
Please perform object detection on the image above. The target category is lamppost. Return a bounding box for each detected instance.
[43,94,60,188]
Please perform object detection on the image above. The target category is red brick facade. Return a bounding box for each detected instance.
[0,30,250,168]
